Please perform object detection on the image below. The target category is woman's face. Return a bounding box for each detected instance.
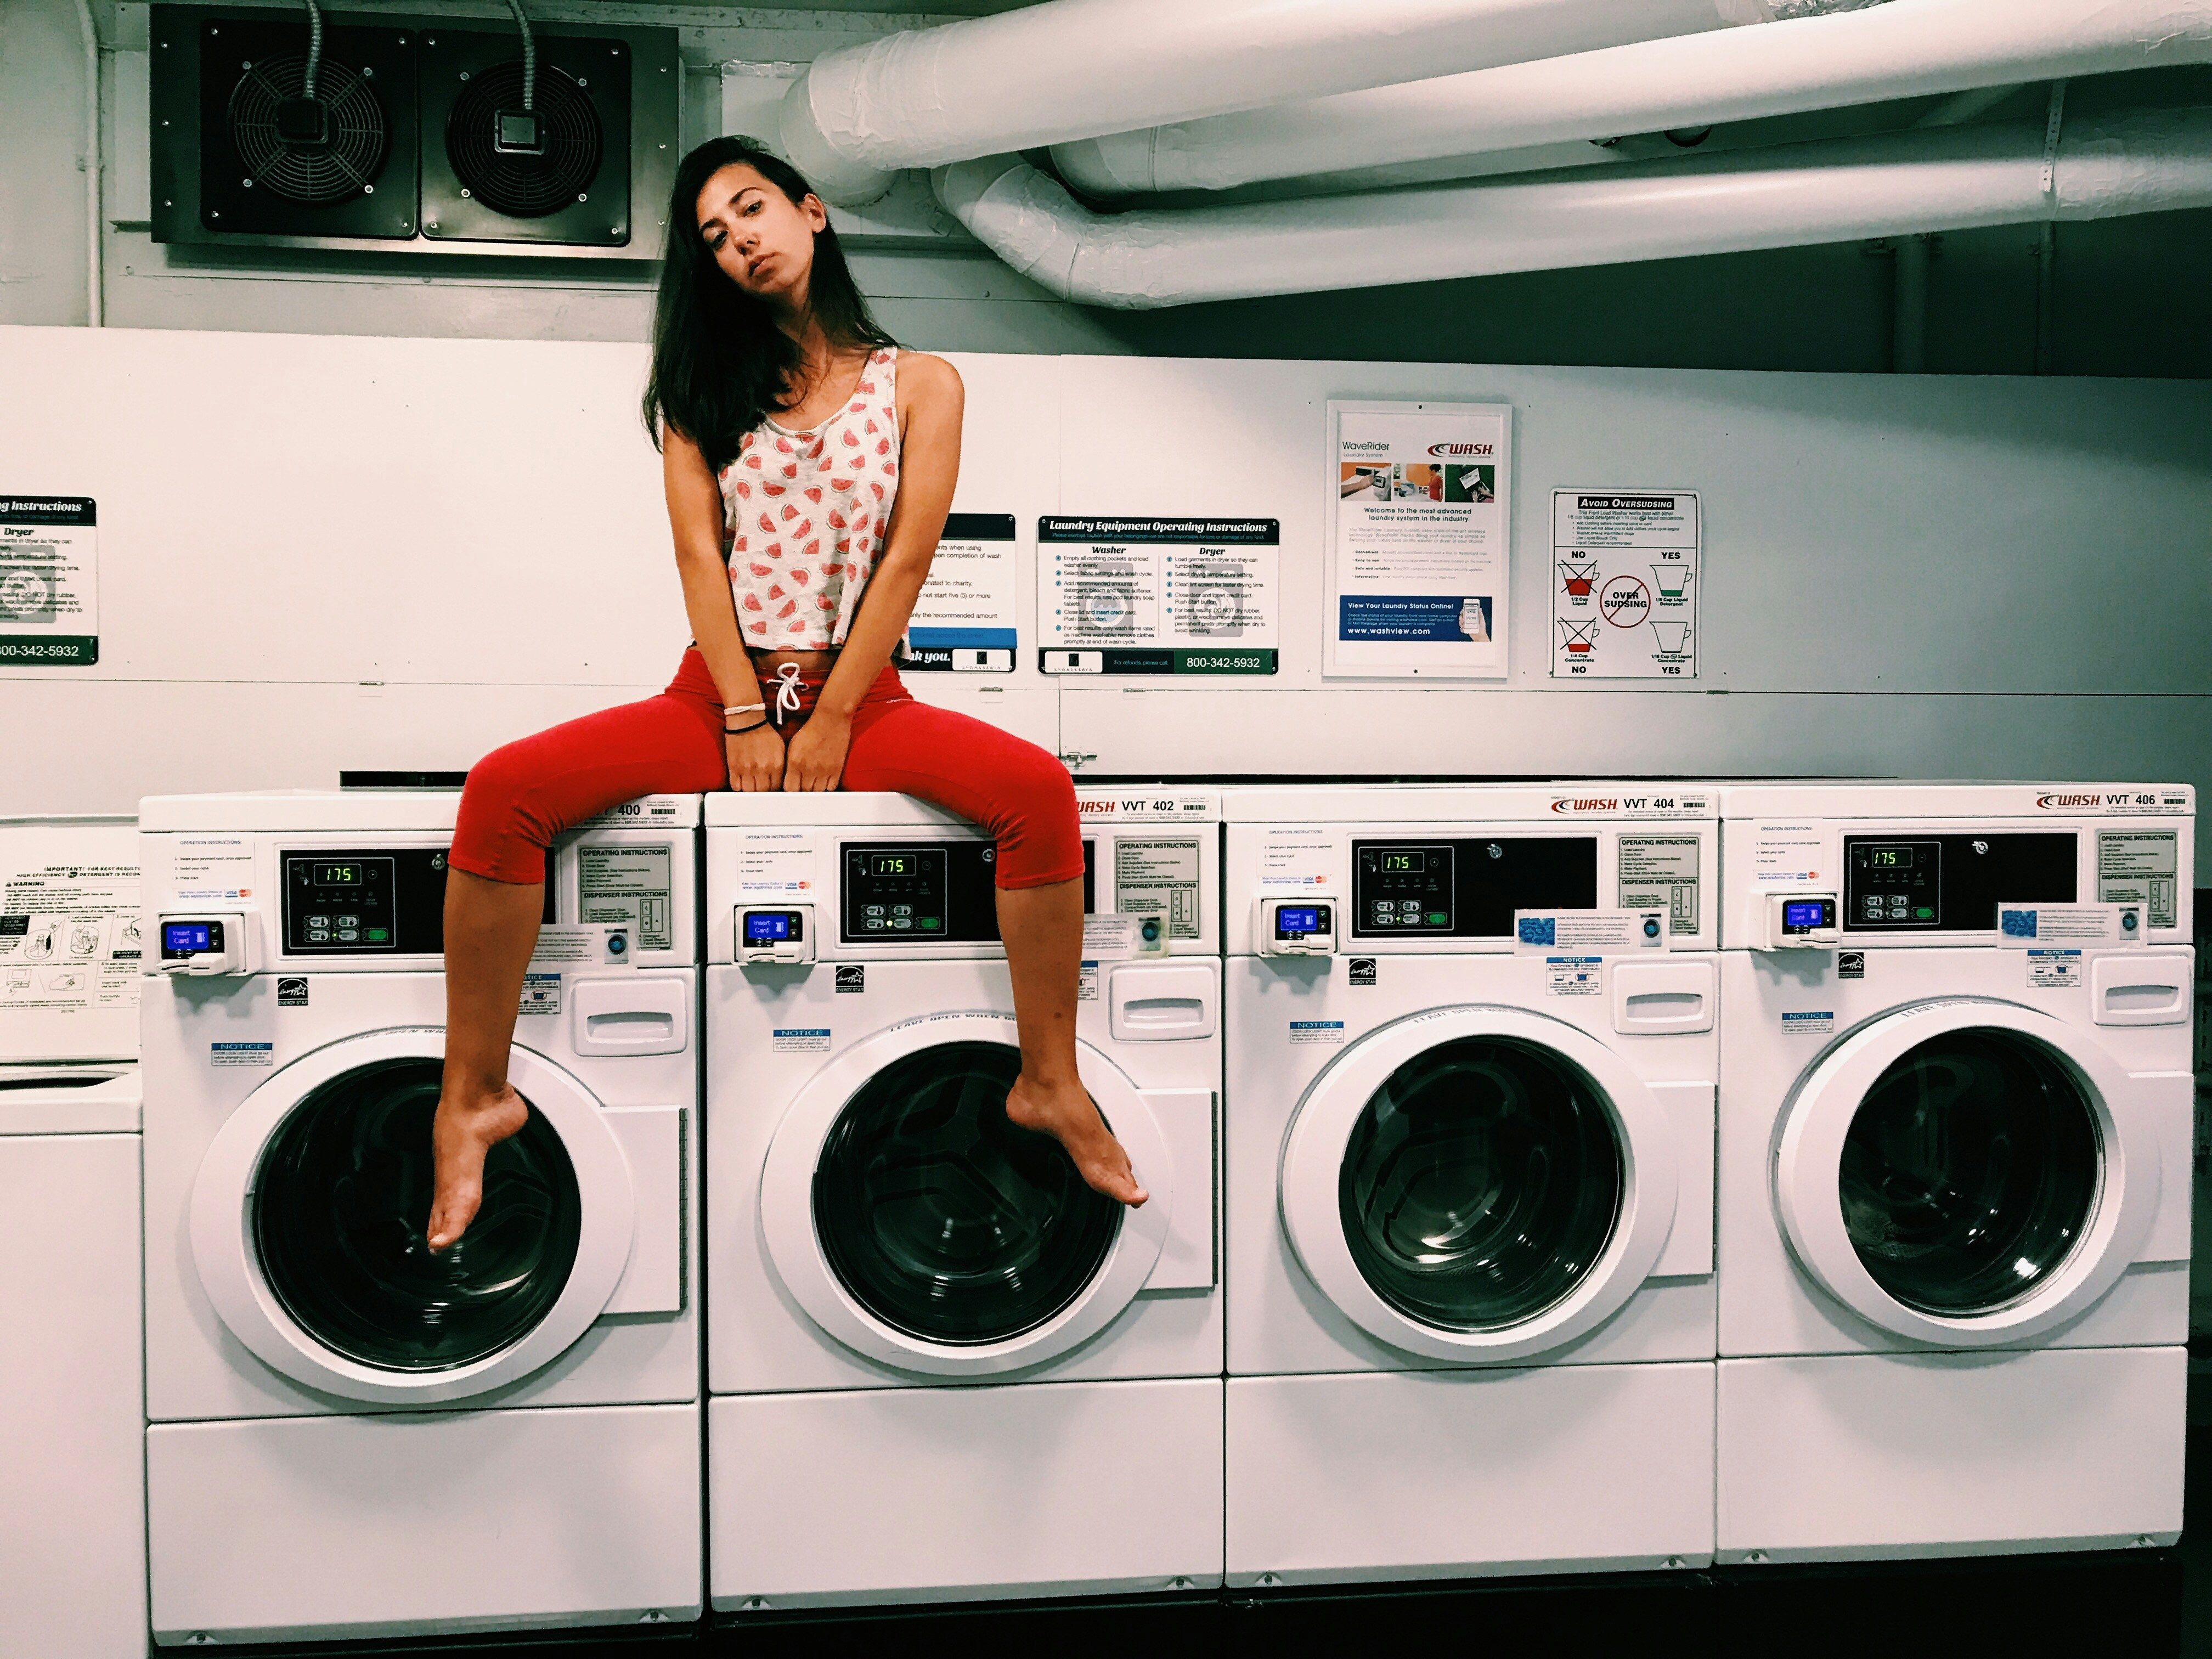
[695,162,825,303]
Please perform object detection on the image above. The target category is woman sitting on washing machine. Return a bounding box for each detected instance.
[422,136,1146,1251]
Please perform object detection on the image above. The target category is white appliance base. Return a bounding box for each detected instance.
[148,1402,702,1646]
[1226,1363,1715,1587]
[1716,1349,2187,1563]
[710,1378,1224,1610]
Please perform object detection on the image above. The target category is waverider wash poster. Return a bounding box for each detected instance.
[1324,402,1511,678]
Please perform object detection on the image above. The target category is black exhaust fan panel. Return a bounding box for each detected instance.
[419,29,632,246]
[191,12,419,239]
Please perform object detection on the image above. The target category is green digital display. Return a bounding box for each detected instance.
[1870,848,1910,868]
[1379,851,1424,873]
[313,862,363,885]
[870,854,913,877]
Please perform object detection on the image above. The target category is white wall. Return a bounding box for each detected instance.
[0,0,94,325]
[2,324,2207,876]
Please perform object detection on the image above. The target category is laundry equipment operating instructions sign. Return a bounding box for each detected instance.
[1037,517,1279,675]
[0,496,97,666]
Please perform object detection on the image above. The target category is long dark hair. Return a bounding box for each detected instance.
[641,136,895,472]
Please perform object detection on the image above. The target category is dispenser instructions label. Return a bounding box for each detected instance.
[0,496,98,666]
[1114,838,1203,939]
[578,845,674,951]
[1617,836,1702,936]
[1551,489,1699,679]
[2095,830,2178,929]
[909,512,1018,671]
[1039,517,1278,675]
[1326,400,1511,679]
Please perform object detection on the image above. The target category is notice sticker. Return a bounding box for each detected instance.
[211,1041,273,1067]
[771,1028,831,1053]
[2028,950,2082,989]
[1515,910,1667,955]
[518,973,561,1016]
[1545,957,1604,996]
[1781,1011,1835,1037]
[1289,1019,1346,1045]
[1078,963,1101,1002]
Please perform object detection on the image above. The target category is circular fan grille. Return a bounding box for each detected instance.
[226,54,387,205]
[447,63,602,218]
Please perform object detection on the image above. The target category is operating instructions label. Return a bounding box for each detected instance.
[2095,829,2179,929]
[1617,836,1702,936]
[1114,838,1204,939]
[578,844,675,951]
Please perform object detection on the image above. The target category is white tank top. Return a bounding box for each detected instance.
[718,347,900,649]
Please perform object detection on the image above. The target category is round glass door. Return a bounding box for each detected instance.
[1338,1036,1623,1333]
[251,1058,583,1372]
[1838,1029,2100,1317]
[812,1041,1121,1345]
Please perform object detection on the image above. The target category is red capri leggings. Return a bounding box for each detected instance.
[450,648,1083,889]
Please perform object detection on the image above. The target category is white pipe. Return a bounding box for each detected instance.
[72,0,101,327]
[1050,0,2212,198]
[936,108,2212,310]
[781,0,1741,205]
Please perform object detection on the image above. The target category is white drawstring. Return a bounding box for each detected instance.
[770,661,806,726]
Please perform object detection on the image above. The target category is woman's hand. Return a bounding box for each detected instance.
[782,708,851,792]
[725,723,786,792]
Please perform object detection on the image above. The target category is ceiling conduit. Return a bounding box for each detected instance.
[780,0,1752,205]
[933,108,2212,309]
[1050,0,2212,198]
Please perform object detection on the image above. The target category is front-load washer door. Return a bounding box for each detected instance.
[1774,1000,2159,1347]
[190,1029,637,1406]
[759,1011,1173,1378]
[1280,1006,1681,1364]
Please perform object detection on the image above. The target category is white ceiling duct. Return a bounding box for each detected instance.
[1051,0,2212,198]
[781,0,1753,206]
[935,107,2212,309]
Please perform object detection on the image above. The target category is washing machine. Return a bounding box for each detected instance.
[139,790,703,1646]
[1223,784,1722,1588]
[1715,781,2196,1562]
[1,817,148,1658]
[704,787,1223,1611]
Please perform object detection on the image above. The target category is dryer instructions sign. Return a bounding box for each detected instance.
[0,496,97,667]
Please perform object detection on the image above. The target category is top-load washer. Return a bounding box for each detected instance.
[1223,784,1722,1588]
[704,788,1223,1611]
[1,817,148,1659]
[1716,782,2196,1562]
[139,791,704,1646]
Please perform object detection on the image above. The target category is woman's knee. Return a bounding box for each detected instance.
[453,736,560,876]
[986,741,1081,884]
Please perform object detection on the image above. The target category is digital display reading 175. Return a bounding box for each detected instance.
[870,854,916,877]
[313,862,364,885]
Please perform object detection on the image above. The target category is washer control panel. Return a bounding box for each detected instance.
[280,850,447,954]
[1354,844,1454,933]
[840,842,1001,943]
[1350,836,1596,939]
[1843,832,2075,932]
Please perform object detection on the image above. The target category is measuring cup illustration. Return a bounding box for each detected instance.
[1650,621,1692,656]
[1559,619,1599,657]
[1650,564,1692,600]
[1561,560,1598,599]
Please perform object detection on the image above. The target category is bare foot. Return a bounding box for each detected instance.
[427,1084,529,1251]
[1004,1074,1148,1207]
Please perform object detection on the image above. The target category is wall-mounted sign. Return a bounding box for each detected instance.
[0,496,98,667]
[1551,489,1699,679]
[1324,401,1511,679]
[1038,517,1278,675]
[908,512,1018,672]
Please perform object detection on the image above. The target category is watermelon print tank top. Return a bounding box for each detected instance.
[718,347,900,648]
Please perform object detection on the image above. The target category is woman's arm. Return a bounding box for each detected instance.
[664,426,783,790]
[783,353,965,792]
